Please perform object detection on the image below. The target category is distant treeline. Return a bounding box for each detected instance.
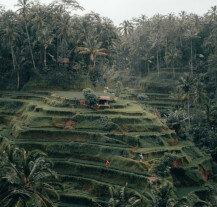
[0,0,216,89]
[116,7,217,78]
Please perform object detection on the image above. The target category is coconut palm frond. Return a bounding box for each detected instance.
[0,147,59,206]
[95,52,107,56]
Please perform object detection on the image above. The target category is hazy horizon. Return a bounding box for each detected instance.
[0,0,216,25]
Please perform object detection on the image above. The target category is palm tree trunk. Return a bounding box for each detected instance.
[206,104,211,126]
[147,63,150,74]
[56,38,59,60]
[190,38,193,74]
[10,43,16,71]
[24,19,37,70]
[156,49,160,76]
[10,42,20,89]
[165,38,168,69]
[17,69,20,90]
[93,59,96,69]
[61,38,64,57]
[172,60,175,78]
[187,97,190,128]
[44,46,47,67]
[180,36,182,48]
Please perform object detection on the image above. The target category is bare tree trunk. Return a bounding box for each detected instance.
[24,19,37,70]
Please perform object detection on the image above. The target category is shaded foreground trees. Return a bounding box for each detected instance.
[0,145,60,206]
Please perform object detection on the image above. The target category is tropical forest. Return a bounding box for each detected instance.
[0,0,216,206]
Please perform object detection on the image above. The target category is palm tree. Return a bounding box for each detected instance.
[37,27,54,67]
[108,184,142,207]
[164,46,181,77]
[178,11,188,49]
[76,38,107,71]
[179,76,194,128]
[16,0,37,71]
[54,0,83,11]
[184,15,200,74]
[141,52,154,74]
[119,20,134,37]
[208,6,217,21]
[204,7,217,55]
[31,8,53,67]
[0,146,60,207]
[49,0,83,63]
[149,32,162,76]
[149,14,164,76]
[0,11,20,89]
[162,13,177,70]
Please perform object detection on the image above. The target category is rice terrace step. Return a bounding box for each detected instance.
[0,91,215,206]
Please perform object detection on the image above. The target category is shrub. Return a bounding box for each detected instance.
[151,153,181,177]
[97,116,116,131]
[165,110,188,136]
[137,93,148,101]
[165,110,188,125]
[83,88,98,108]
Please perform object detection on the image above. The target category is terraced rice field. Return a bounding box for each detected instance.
[0,91,214,206]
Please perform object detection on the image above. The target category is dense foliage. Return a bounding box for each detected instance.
[113,6,217,160]
[0,1,216,206]
[83,88,98,107]
[115,8,217,76]
[0,1,216,89]
[0,143,59,207]
[0,0,118,89]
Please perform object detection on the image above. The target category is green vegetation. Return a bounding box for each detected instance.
[0,90,216,206]
[0,143,59,207]
[0,0,216,206]
[83,88,98,108]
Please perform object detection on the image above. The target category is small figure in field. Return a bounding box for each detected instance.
[139,153,143,161]
[106,160,110,168]
[104,87,109,93]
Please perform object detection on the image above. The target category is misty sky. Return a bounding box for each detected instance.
[0,0,216,25]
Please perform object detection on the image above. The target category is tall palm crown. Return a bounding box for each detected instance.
[16,0,37,71]
[0,11,20,44]
[0,11,20,66]
[76,38,107,69]
[108,184,142,207]
[0,146,59,207]
[119,20,134,37]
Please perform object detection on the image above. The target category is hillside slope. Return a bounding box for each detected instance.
[0,91,215,206]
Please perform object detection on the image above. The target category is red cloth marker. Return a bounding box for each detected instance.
[106,160,110,168]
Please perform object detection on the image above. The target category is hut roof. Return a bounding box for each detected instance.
[98,96,110,101]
